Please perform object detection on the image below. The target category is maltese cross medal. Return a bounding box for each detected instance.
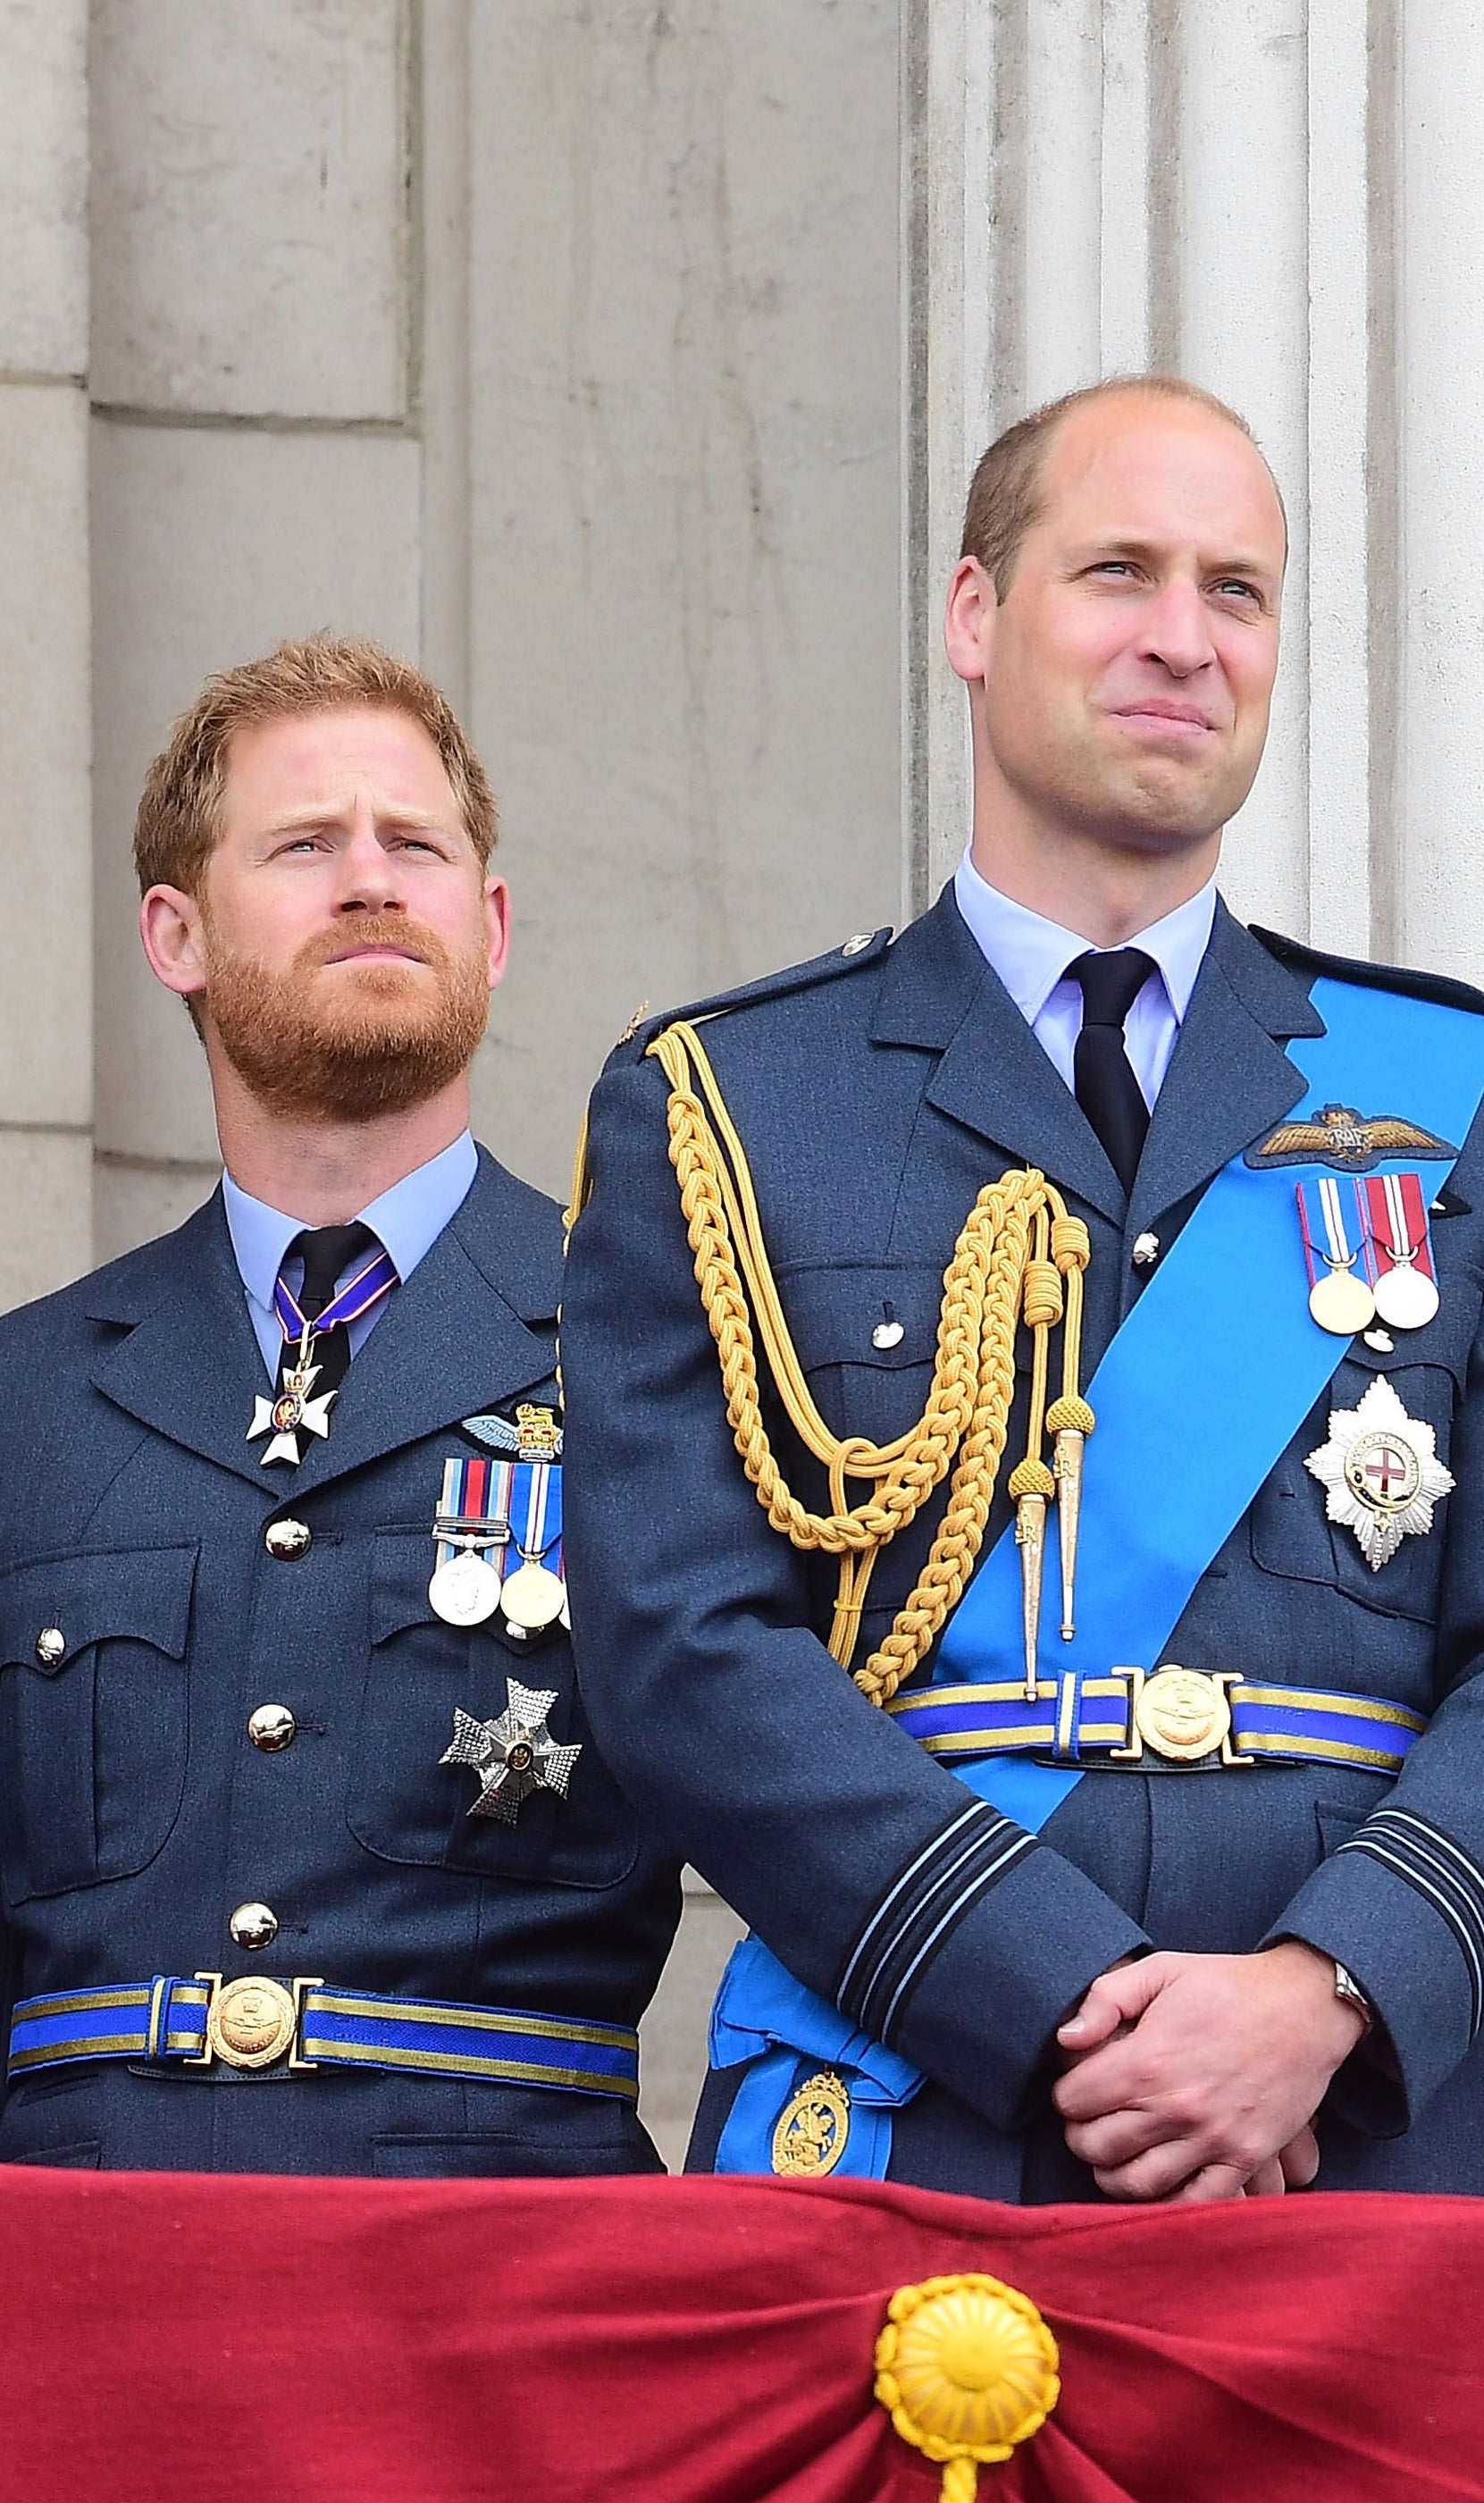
[1305,1374,1455,1571]
[440,1681,582,1824]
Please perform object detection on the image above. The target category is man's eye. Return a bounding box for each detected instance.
[1216,579,1260,602]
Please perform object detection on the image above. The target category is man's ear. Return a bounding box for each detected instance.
[943,555,998,686]
[482,874,511,992]
[140,885,207,999]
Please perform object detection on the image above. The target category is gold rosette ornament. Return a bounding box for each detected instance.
[874,2273,1060,2499]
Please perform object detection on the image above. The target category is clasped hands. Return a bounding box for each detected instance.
[1051,1940,1369,2203]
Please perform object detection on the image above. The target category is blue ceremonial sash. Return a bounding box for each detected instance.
[711,974,1484,2178]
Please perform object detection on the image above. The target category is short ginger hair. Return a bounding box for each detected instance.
[960,374,1274,597]
[133,634,498,896]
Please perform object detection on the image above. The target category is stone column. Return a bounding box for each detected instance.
[903,0,1475,986]
[88,0,422,1257]
[0,1,92,1305]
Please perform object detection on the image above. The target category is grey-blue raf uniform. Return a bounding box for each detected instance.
[560,887,1484,2199]
[0,1151,680,2176]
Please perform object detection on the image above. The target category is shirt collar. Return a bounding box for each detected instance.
[952,849,1217,1025]
[222,1130,479,1316]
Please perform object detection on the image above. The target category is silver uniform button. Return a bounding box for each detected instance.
[1132,1231,1161,1268]
[247,1703,297,1752]
[871,1320,906,1349]
[264,1516,312,1560]
[841,933,873,957]
[35,1626,65,1667]
[229,1901,280,1951]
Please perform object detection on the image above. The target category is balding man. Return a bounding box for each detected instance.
[561,376,1484,2202]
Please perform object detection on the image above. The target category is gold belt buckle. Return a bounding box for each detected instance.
[1110,1667,1253,1767]
[189,1972,323,2070]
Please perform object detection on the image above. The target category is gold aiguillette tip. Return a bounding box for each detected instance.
[1053,1427,1086,1642]
[1015,1491,1047,1704]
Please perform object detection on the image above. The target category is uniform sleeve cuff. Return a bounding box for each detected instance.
[835,1798,1149,2132]
[1266,1808,1484,2132]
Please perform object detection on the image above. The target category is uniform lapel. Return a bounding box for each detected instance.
[87,1192,281,1491]
[286,1152,560,1497]
[1128,901,1325,1239]
[870,886,1127,1222]
[86,1155,560,1497]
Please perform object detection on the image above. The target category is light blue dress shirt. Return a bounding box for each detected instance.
[952,849,1217,1111]
[222,1129,480,1381]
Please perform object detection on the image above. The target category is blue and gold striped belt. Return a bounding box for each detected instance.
[887,1664,1426,1776]
[7,1974,640,2101]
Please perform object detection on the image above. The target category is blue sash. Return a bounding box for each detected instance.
[711,974,1484,2177]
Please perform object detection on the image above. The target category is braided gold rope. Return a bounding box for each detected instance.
[646,1020,1090,1706]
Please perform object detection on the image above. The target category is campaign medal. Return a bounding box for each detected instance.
[428,1454,509,1625]
[440,1680,581,1824]
[1295,1177,1376,1336]
[498,1439,566,1636]
[1305,1375,1455,1570]
[1361,1171,1442,1331]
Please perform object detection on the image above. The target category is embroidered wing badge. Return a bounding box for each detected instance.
[1247,1105,1457,1173]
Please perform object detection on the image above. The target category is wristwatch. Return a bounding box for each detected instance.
[1332,1960,1373,2036]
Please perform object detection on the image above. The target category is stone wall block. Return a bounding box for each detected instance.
[0,383,91,1129]
[466,0,901,1199]
[90,0,407,419]
[637,1879,747,2175]
[91,420,421,1187]
[0,1134,92,1308]
[0,0,88,374]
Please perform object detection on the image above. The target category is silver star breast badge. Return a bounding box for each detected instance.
[1304,1373,1455,1570]
[440,1681,582,1824]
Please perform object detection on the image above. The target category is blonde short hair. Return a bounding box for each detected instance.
[134,634,497,895]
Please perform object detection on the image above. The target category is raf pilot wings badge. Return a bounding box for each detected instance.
[1246,1103,1458,1172]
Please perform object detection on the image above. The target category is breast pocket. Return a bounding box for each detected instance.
[345,1524,638,1890]
[775,1257,949,1450]
[1250,1339,1464,1626]
[0,1545,197,1903]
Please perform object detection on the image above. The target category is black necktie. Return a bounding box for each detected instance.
[1069,948,1156,1193]
[276,1222,377,1410]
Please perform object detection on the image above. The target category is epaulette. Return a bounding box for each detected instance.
[608,925,894,1061]
[1251,924,1484,1020]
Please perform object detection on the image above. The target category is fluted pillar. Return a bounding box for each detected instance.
[903,0,1480,992]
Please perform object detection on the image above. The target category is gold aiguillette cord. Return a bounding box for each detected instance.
[619,1019,1095,1709]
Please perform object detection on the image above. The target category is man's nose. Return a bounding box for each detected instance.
[1138,577,1218,679]
[332,825,407,912]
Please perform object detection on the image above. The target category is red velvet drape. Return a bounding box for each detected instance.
[4,2170,1481,2501]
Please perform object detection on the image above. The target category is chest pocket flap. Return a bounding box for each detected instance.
[0,1544,197,1901]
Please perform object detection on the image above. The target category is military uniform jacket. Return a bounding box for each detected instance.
[561,887,1484,2200]
[0,1150,678,2176]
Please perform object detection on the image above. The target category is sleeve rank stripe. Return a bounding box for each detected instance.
[873,1834,1040,2044]
[836,1802,987,2012]
[1336,1810,1484,2035]
[840,1804,1038,2045]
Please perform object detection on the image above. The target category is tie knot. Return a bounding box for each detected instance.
[288,1222,378,1323]
[1069,947,1157,1032]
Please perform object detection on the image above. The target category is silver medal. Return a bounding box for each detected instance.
[1371,1256,1441,1332]
[428,1549,503,1626]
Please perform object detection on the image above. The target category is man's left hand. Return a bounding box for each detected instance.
[1052,1942,1366,2201]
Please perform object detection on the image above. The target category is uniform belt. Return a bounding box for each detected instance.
[887,1666,1427,1776]
[6,1976,641,2101]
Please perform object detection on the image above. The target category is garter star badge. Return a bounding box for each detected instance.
[440,1680,581,1824]
[1304,1375,1455,1570]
